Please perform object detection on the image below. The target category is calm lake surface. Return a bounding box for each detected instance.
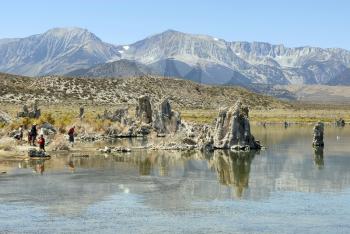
[1,126,350,233]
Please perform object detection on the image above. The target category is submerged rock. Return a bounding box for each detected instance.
[99,146,131,153]
[153,98,181,134]
[151,142,196,151]
[313,122,324,147]
[213,100,261,150]
[136,95,153,124]
[79,133,102,142]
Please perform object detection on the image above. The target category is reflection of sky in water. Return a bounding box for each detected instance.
[0,126,350,233]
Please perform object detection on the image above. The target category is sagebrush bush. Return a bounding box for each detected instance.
[49,134,70,151]
[38,113,55,125]
[55,114,75,133]
[8,117,33,130]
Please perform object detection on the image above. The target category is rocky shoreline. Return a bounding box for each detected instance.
[0,96,263,159]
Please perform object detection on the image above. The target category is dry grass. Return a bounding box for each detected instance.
[0,137,16,151]
[1,102,350,131]
[250,109,350,123]
[48,135,70,151]
[181,108,350,124]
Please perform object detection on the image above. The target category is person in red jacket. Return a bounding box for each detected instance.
[37,134,46,152]
[68,126,75,145]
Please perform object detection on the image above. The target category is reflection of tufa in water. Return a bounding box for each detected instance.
[209,150,257,198]
[313,147,324,169]
[139,157,152,176]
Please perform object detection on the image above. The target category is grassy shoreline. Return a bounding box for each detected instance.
[180,104,350,124]
[1,103,350,128]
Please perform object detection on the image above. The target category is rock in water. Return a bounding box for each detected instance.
[153,98,181,134]
[28,148,48,157]
[313,122,324,147]
[213,100,261,150]
[99,146,131,153]
[136,95,153,124]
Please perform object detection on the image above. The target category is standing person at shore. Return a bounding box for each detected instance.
[68,126,75,146]
[30,124,38,146]
[37,134,46,152]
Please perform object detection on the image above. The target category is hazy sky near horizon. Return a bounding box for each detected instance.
[1,0,349,49]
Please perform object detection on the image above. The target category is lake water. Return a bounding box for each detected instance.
[1,126,350,233]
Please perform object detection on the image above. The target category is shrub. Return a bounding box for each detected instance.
[49,135,70,151]
[9,117,33,130]
[55,114,75,133]
[38,113,55,125]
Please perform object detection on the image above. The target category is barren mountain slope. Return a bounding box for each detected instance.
[0,73,288,109]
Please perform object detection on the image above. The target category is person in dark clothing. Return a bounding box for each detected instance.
[68,126,75,145]
[37,134,45,152]
[30,124,38,146]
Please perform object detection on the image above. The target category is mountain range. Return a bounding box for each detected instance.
[0,27,349,86]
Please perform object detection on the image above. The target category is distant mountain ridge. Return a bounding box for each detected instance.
[0,27,350,85]
[0,27,120,76]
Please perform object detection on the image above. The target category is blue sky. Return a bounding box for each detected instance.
[1,0,349,49]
